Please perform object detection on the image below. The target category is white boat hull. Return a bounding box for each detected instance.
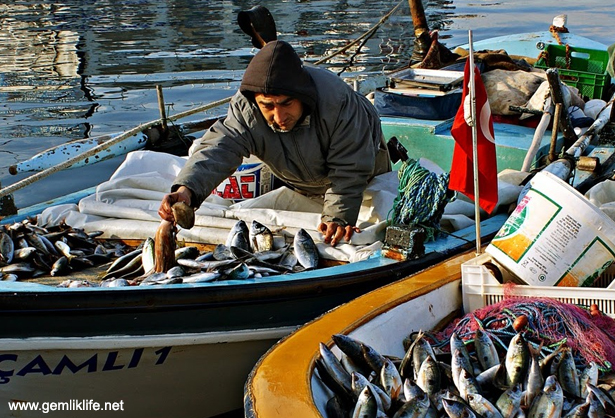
[0,327,294,418]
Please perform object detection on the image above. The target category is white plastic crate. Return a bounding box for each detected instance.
[462,253,615,318]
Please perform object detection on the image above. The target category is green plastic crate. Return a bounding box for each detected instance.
[535,44,610,100]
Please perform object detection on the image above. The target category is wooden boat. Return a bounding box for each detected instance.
[0,130,510,418]
[243,24,615,418]
[1,17,613,418]
[244,250,478,418]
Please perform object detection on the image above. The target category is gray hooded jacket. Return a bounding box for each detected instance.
[173,41,390,226]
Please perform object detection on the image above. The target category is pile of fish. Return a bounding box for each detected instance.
[1,215,321,287]
[0,219,123,281]
[315,329,615,418]
[61,218,319,288]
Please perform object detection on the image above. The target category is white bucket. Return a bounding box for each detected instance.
[211,157,275,202]
[486,171,615,287]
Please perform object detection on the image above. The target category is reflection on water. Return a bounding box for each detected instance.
[0,0,613,209]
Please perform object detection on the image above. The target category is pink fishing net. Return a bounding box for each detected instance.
[430,289,615,371]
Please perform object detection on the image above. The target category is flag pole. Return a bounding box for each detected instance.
[468,30,482,255]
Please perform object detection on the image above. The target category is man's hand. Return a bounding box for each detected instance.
[318,221,360,247]
[159,186,193,223]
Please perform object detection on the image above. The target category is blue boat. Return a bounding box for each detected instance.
[0,20,613,418]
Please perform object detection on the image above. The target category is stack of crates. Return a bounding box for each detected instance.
[535,44,611,100]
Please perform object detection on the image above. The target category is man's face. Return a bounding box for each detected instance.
[254,93,304,132]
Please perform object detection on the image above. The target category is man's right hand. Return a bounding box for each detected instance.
[158,186,193,222]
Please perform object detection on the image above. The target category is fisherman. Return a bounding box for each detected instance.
[158,40,391,246]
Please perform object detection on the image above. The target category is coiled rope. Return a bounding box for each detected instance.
[387,159,452,241]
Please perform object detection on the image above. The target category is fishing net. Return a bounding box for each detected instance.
[426,290,615,371]
[387,159,452,241]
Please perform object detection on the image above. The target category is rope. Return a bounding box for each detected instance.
[314,0,405,66]
[428,297,615,372]
[0,96,232,199]
[387,159,452,241]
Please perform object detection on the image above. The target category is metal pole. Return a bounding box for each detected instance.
[468,30,482,255]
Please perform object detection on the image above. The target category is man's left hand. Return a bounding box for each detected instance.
[318,222,360,247]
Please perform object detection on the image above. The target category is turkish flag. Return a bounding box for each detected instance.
[449,59,498,214]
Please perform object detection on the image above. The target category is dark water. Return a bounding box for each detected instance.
[0,0,614,211]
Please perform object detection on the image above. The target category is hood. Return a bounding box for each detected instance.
[240,40,317,112]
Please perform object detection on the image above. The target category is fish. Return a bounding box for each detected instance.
[54,240,77,262]
[100,278,130,287]
[0,231,14,264]
[474,329,500,371]
[141,237,156,274]
[416,355,441,398]
[380,357,403,402]
[171,201,195,229]
[225,220,250,252]
[294,228,319,269]
[495,384,523,418]
[318,342,353,400]
[527,375,563,418]
[558,347,580,398]
[50,256,71,276]
[497,333,529,389]
[352,385,379,418]
[249,220,274,252]
[181,271,221,283]
[352,372,391,412]
[154,220,176,273]
[392,392,430,418]
[467,393,503,418]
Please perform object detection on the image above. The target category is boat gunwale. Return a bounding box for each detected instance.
[244,250,476,418]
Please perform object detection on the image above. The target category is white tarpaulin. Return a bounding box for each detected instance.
[39,151,524,262]
[39,151,400,262]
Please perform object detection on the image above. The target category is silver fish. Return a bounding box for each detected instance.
[54,240,77,262]
[141,237,156,274]
[381,357,403,402]
[226,220,250,251]
[528,375,563,418]
[503,333,529,388]
[467,393,503,418]
[100,278,130,287]
[579,363,599,398]
[175,246,200,261]
[1,273,18,282]
[442,398,479,418]
[392,392,430,418]
[475,329,500,371]
[181,271,221,283]
[352,385,379,418]
[166,265,186,279]
[249,220,274,252]
[496,384,523,418]
[0,231,14,264]
[224,262,250,280]
[558,347,580,398]
[12,246,37,262]
[319,342,353,397]
[451,349,473,391]
[416,356,440,398]
[50,256,71,276]
[294,228,319,269]
[525,344,544,407]
[352,372,390,413]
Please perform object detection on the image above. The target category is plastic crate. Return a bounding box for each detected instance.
[534,44,611,100]
[462,253,615,318]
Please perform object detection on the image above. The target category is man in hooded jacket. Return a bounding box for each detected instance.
[159,40,391,246]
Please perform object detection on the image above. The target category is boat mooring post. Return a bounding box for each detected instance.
[0,181,17,217]
[156,85,169,135]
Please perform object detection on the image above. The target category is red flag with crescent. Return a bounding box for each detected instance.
[449,59,498,214]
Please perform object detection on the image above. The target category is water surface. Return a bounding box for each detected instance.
[0,0,613,209]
